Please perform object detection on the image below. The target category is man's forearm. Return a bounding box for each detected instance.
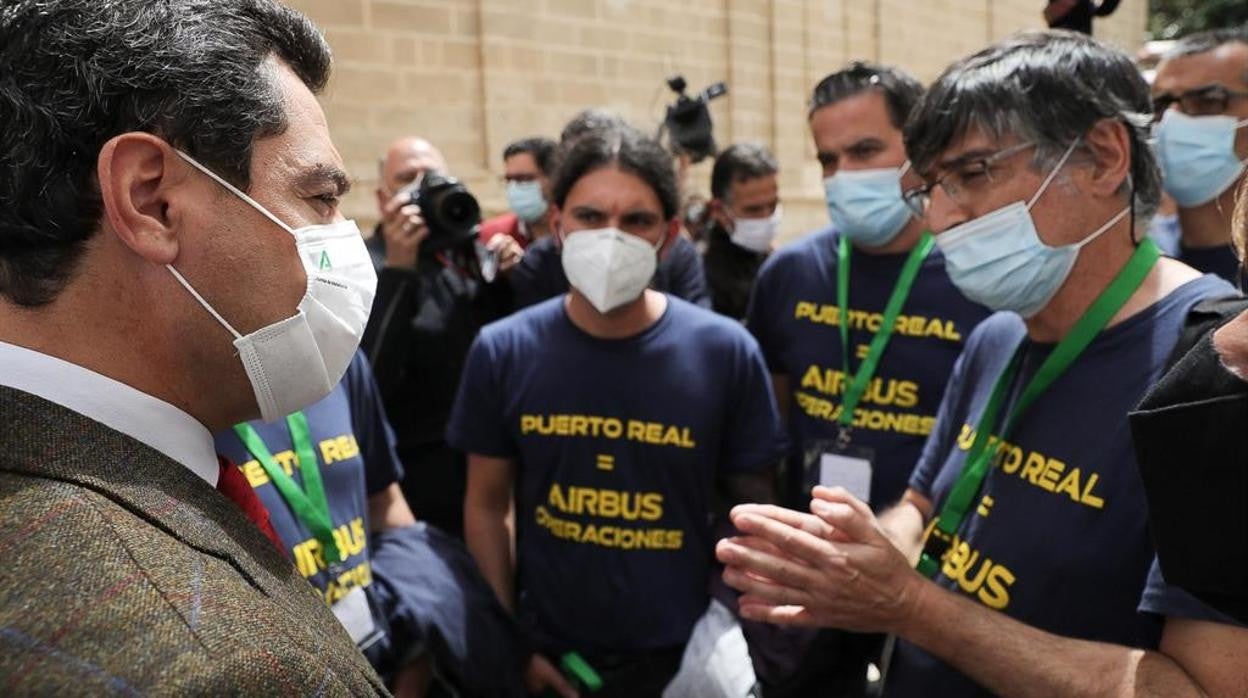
[464,504,515,612]
[368,484,418,533]
[896,578,1203,697]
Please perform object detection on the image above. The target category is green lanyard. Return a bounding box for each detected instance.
[836,232,936,442]
[917,238,1162,578]
[233,411,344,564]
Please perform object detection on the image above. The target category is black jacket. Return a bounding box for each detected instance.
[1129,296,1248,625]
[362,239,511,452]
[702,224,768,321]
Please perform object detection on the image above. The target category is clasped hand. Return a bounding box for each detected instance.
[715,486,924,634]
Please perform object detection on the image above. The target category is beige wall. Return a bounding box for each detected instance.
[286,0,1148,243]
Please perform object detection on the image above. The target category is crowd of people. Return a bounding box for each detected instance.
[0,1,1246,696]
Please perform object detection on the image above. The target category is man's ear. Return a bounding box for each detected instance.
[708,198,732,230]
[658,219,681,260]
[549,206,563,247]
[1081,118,1133,200]
[97,132,181,265]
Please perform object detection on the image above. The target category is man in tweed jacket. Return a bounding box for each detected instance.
[0,1,387,693]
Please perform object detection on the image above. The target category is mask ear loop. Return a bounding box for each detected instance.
[1026,140,1080,210]
[175,150,296,235]
[165,264,244,340]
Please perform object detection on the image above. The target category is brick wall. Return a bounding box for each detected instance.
[285,0,1148,243]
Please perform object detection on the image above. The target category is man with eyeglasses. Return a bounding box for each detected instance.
[1153,27,1248,286]
[742,62,989,696]
[718,31,1246,696]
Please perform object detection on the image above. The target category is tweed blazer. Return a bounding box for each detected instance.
[0,385,389,695]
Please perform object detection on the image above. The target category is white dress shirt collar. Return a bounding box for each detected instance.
[0,341,219,486]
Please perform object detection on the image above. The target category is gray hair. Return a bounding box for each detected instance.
[905,30,1160,226]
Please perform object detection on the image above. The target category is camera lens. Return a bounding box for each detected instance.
[438,189,480,229]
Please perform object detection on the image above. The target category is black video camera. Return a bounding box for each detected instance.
[408,171,481,248]
[662,75,728,164]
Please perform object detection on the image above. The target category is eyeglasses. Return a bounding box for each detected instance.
[902,141,1037,216]
[1152,84,1248,121]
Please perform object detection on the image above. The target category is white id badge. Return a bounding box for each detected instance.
[819,452,872,504]
[332,586,379,647]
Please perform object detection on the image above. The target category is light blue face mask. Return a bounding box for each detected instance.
[1155,109,1248,207]
[823,162,914,247]
[506,180,548,222]
[935,141,1131,318]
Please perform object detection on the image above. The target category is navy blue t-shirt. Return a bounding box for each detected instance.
[510,234,712,311]
[1139,558,1247,628]
[746,226,989,510]
[888,274,1234,697]
[446,295,784,653]
[214,351,404,605]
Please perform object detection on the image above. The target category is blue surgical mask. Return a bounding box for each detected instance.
[936,141,1130,318]
[824,163,914,247]
[1155,109,1248,207]
[507,180,548,222]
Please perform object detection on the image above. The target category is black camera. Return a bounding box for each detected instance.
[662,75,728,164]
[409,171,481,247]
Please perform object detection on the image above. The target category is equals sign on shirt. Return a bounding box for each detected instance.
[596,454,615,471]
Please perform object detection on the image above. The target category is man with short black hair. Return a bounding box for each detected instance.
[510,109,713,311]
[720,30,1241,697]
[742,61,989,697]
[0,0,385,692]
[1153,26,1248,285]
[703,142,781,320]
[480,136,559,249]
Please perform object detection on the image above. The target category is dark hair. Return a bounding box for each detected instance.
[559,108,629,145]
[809,61,925,128]
[1164,26,1248,84]
[710,143,779,201]
[905,30,1160,223]
[551,127,679,220]
[0,0,331,307]
[503,137,558,176]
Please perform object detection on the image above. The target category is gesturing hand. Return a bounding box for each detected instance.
[715,486,926,634]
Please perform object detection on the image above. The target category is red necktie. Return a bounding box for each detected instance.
[216,456,287,555]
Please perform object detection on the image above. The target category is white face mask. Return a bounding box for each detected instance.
[170,150,377,422]
[729,205,782,253]
[560,227,661,314]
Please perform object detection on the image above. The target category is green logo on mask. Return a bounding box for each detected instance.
[318,250,332,270]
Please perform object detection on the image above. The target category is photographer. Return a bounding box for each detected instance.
[362,136,519,539]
